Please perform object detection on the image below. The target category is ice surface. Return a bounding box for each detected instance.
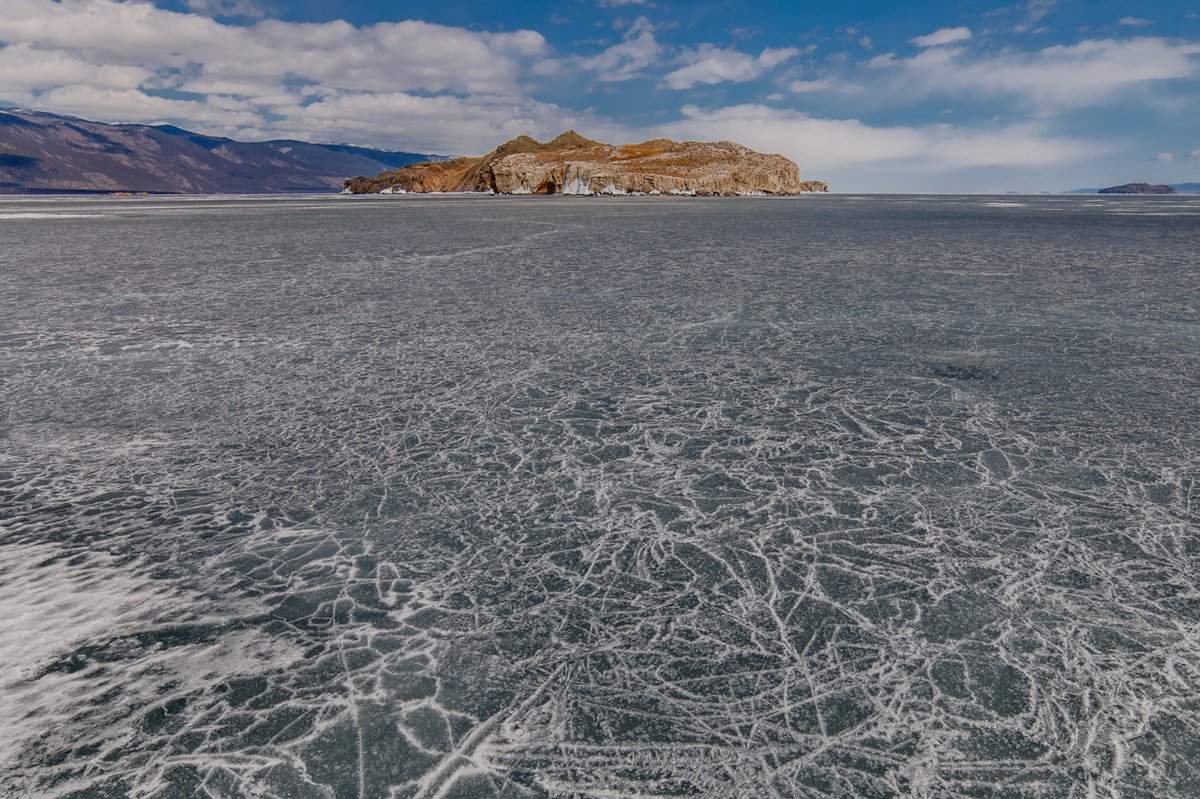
[0,212,108,219]
[1,194,1198,798]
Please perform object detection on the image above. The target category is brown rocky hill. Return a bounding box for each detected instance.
[345,131,822,196]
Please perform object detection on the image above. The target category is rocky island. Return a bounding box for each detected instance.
[344,131,824,196]
[1098,183,1177,195]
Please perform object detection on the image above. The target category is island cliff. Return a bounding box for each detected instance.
[345,131,822,196]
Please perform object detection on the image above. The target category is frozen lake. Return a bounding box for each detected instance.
[2,193,1199,798]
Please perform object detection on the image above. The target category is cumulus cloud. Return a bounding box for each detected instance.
[788,78,835,93]
[871,37,1200,108]
[33,84,265,128]
[292,92,616,155]
[1012,0,1058,33]
[655,103,1105,171]
[0,2,549,96]
[577,16,662,81]
[0,42,150,93]
[663,46,799,90]
[662,102,1099,169]
[910,27,972,48]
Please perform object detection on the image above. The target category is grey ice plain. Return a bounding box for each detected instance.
[1,194,1198,798]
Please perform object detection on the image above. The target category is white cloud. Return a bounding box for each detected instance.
[788,79,833,93]
[578,16,661,81]
[294,92,598,155]
[0,43,151,93]
[33,84,265,128]
[1119,17,1151,27]
[1156,152,1175,160]
[0,0,234,64]
[663,46,799,90]
[655,103,1106,171]
[1013,0,1058,33]
[0,0,549,96]
[910,27,972,48]
[872,37,1200,108]
[597,0,647,5]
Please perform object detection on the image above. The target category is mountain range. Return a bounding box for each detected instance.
[0,108,442,194]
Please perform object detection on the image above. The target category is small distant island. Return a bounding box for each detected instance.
[1098,183,1177,195]
[345,131,827,196]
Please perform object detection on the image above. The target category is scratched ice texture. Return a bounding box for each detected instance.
[1,194,1198,799]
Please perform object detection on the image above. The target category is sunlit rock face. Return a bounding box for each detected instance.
[344,131,812,196]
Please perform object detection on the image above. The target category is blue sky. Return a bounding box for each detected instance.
[2,0,1199,191]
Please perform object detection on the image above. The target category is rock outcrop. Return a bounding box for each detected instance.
[345,131,821,196]
[1098,183,1177,195]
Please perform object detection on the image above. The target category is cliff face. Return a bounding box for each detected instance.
[345,131,820,196]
